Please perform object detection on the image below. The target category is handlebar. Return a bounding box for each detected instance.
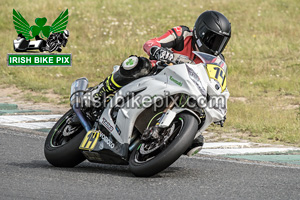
[172,53,195,65]
[155,54,194,67]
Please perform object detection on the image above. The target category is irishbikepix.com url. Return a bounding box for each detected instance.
[72,91,227,112]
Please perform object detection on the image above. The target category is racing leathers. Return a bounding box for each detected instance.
[144,25,204,64]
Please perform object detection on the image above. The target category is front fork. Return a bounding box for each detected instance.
[143,95,180,139]
[72,104,92,133]
[129,95,180,152]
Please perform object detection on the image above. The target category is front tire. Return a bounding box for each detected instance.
[44,109,86,167]
[129,113,198,177]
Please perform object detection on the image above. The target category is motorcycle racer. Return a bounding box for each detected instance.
[43,30,69,52]
[90,10,231,156]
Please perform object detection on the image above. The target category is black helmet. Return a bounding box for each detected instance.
[193,10,231,56]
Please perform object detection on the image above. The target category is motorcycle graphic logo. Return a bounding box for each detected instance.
[8,9,72,67]
[13,9,69,53]
[102,118,114,132]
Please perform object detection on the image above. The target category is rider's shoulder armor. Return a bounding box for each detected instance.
[171,25,193,52]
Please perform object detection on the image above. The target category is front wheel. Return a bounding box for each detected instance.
[44,109,86,167]
[48,42,58,52]
[129,113,198,177]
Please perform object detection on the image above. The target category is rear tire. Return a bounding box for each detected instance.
[44,109,86,167]
[129,113,198,177]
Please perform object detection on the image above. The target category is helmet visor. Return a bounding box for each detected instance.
[198,26,230,54]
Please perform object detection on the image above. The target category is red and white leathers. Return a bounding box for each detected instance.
[143,25,203,64]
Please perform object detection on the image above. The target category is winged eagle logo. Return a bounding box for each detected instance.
[13,9,69,40]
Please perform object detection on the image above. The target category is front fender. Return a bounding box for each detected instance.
[172,108,201,124]
[158,108,201,128]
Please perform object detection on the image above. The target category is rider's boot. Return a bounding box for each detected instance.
[93,73,123,108]
[184,135,204,156]
[69,74,122,124]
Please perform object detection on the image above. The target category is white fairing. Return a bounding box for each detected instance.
[13,38,44,51]
[13,39,22,49]
[99,52,229,145]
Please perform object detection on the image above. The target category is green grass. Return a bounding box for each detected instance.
[0,0,299,145]
[23,93,51,103]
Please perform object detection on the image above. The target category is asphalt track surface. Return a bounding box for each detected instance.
[1,127,300,200]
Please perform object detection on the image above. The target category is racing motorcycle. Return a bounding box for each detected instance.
[42,31,69,52]
[44,52,229,177]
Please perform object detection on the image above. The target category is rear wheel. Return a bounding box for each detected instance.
[44,109,86,167]
[129,113,198,177]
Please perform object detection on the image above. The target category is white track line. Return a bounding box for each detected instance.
[200,142,300,155]
[0,115,62,123]
[0,114,62,129]
[1,122,56,129]
[199,148,300,155]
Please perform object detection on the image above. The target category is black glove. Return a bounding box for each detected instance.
[150,46,174,63]
[214,115,226,127]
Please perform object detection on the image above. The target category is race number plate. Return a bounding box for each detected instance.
[79,130,100,151]
[206,64,227,92]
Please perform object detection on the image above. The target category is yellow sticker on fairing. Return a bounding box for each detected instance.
[206,64,227,92]
[79,130,100,151]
